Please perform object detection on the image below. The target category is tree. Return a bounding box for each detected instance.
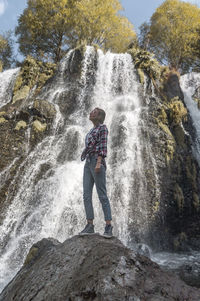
[15,0,73,62]
[138,22,151,50]
[73,0,136,53]
[15,0,136,62]
[149,0,200,71]
[0,31,13,70]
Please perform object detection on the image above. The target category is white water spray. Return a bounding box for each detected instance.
[0,68,20,107]
[0,47,154,292]
[180,72,200,164]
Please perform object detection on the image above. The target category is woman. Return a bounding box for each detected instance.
[79,107,113,238]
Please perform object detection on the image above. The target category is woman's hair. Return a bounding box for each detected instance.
[96,107,106,123]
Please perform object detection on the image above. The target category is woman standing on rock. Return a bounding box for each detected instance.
[79,107,113,238]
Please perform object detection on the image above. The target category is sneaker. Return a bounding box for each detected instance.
[102,224,113,238]
[79,223,95,235]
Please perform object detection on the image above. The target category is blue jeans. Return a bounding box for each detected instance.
[83,155,112,221]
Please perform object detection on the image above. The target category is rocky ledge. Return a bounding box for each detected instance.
[0,234,199,301]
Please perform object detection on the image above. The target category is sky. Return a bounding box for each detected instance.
[0,0,200,60]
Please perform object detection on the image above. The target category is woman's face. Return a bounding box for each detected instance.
[89,108,99,121]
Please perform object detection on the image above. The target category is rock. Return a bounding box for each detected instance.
[163,73,184,101]
[33,99,56,119]
[32,120,47,132]
[14,120,27,131]
[0,117,8,124]
[12,85,30,104]
[0,235,199,301]
[0,111,6,116]
[178,262,200,288]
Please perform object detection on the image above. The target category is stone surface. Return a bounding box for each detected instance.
[33,99,56,119]
[0,235,199,301]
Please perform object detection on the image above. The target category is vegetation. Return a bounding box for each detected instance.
[139,0,200,72]
[15,0,136,62]
[0,31,13,70]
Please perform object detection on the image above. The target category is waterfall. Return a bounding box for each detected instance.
[0,47,158,292]
[0,68,20,107]
[180,72,200,164]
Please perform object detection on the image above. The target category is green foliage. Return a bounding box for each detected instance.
[148,0,200,71]
[15,0,136,62]
[128,47,161,80]
[167,97,187,125]
[0,31,13,70]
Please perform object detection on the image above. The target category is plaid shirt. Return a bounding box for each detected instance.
[81,124,108,167]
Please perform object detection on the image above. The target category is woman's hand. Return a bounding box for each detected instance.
[95,162,101,173]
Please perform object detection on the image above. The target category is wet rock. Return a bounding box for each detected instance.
[0,235,199,301]
[163,73,184,101]
[33,99,56,119]
[178,262,200,288]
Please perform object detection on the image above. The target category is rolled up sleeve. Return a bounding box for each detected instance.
[98,125,108,158]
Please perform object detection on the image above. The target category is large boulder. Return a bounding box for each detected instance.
[0,235,199,301]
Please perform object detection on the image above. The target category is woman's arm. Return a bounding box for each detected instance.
[95,125,108,172]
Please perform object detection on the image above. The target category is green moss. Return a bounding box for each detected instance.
[174,183,184,211]
[173,232,187,251]
[193,192,200,211]
[0,111,6,116]
[32,120,47,132]
[185,156,197,190]
[173,125,186,148]
[15,120,27,131]
[13,55,56,103]
[24,247,38,265]
[0,60,2,72]
[128,47,161,80]
[12,86,30,104]
[168,97,187,125]
[153,200,160,213]
[137,68,145,84]
[0,117,8,124]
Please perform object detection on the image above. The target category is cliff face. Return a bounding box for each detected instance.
[1,234,199,301]
[144,71,200,251]
[0,46,200,292]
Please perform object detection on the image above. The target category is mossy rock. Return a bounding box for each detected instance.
[0,60,2,72]
[12,86,30,104]
[15,120,27,131]
[0,111,6,117]
[0,117,8,124]
[24,247,38,265]
[32,120,47,132]
[13,55,56,103]
[173,124,186,148]
[167,97,187,125]
[137,68,145,84]
[34,99,56,119]
[128,47,161,80]
[193,192,200,211]
[174,183,184,211]
[185,156,197,190]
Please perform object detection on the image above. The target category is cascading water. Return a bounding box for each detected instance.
[0,47,158,292]
[180,72,200,164]
[0,68,20,107]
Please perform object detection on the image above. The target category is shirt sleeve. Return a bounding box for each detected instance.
[98,125,108,158]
